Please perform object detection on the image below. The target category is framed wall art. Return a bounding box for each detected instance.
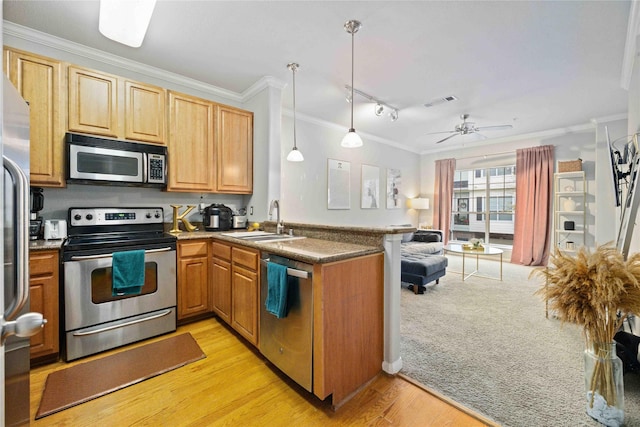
[328,159,351,209]
[361,164,380,209]
[386,168,401,209]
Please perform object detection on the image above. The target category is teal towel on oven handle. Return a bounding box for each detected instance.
[266,261,289,318]
[112,249,145,296]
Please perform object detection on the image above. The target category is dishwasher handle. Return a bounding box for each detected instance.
[261,259,311,279]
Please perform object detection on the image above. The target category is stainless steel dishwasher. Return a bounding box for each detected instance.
[260,253,313,391]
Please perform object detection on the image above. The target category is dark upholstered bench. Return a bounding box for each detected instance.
[401,254,448,294]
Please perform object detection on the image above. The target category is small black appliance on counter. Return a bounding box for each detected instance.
[203,204,233,231]
[29,186,44,240]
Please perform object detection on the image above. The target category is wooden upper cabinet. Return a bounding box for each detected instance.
[124,80,166,144]
[68,65,118,137]
[216,106,253,194]
[4,48,65,187]
[167,91,215,192]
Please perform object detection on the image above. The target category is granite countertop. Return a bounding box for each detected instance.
[174,230,382,264]
[29,239,64,251]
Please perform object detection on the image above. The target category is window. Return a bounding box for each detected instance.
[451,166,516,246]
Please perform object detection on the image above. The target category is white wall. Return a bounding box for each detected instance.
[627,53,640,255]
[280,114,421,227]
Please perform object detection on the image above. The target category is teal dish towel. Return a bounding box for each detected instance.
[112,249,145,296]
[266,262,289,318]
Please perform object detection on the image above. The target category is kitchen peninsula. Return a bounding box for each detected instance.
[175,222,411,407]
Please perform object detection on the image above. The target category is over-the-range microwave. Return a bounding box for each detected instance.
[66,133,167,187]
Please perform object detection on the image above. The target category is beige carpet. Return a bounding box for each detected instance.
[36,333,206,419]
[400,255,640,427]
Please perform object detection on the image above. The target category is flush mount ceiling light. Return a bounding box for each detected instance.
[341,19,363,148]
[286,63,304,162]
[345,85,400,122]
[99,0,157,48]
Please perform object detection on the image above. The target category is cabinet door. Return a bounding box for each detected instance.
[211,256,232,323]
[68,65,118,137]
[231,265,259,346]
[29,251,59,361]
[124,80,166,144]
[177,241,210,320]
[167,91,215,192]
[5,48,65,187]
[216,106,253,194]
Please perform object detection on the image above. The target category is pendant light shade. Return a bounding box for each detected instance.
[341,19,363,148]
[99,0,157,48]
[286,62,304,162]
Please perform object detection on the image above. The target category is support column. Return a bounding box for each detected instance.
[382,233,403,374]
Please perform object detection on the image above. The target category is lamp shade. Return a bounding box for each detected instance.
[409,198,430,210]
[99,0,157,48]
[286,147,304,162]
[341,129,363,148]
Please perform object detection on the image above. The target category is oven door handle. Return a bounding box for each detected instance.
[71,309,173,337]
[69,246,174,261]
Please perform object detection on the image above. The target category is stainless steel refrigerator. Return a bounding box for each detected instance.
[1,74,46,425]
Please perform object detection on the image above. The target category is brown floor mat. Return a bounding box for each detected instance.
[36,333,205,419]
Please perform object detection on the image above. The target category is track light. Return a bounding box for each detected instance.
[345,90,353,104]
[345,85,400,122]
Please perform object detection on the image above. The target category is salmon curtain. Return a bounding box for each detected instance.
[433,158,456,244]
[511,145,554,266]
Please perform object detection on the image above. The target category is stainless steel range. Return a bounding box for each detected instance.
[61,207,177,361]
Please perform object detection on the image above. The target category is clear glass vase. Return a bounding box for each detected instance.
[584,342,624,427]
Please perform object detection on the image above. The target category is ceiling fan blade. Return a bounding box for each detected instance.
[475,124,513,131]
[425,130,457,136]
[435,133,460,144]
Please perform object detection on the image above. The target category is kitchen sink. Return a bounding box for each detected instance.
[221,231,306,243]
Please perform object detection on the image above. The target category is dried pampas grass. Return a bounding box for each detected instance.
[534,245,640,411]
[534,245,640,344]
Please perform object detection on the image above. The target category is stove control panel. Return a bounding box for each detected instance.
[69,207,164,227]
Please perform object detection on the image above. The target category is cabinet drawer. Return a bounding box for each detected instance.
[211,242,231,260]
[30,252,57,276]
[179,241,208,257]
[232,247,258,271]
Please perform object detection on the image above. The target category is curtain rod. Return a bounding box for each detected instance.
[455,149,515,161]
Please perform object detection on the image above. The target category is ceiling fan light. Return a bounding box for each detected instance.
[375,103,384,116]
[341,129,363,148]
[99,0,157,48]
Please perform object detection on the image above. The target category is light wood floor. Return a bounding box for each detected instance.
[29,318,497,426]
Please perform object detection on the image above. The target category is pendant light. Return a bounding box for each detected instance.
[286,63,304,162]
[341,20,363,148]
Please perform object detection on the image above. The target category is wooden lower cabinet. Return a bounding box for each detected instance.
[210,241,260,347]
[211,241,232,324]
[312,253,384,407]
[177,240,211,322]
[29,250,59,364]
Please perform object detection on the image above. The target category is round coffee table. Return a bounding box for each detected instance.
[443,243,504,281]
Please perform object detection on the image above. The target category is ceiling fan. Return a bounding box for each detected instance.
[428,114,513,144]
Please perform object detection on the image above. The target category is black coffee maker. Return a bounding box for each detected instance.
[30,187,44,240]
[203,204,233,231]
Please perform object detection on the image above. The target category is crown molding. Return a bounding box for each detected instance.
[621,1,640,90]
[3,21,285,104]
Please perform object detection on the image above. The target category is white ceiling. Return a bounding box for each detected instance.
[3,0,632,153]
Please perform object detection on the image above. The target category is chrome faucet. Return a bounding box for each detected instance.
[269,199,284,234]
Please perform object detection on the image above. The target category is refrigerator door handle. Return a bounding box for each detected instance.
[3,155,30,321]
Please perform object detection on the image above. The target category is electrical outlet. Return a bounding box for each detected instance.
[199,203,207,213]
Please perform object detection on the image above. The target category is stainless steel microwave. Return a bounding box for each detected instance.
[66,133,167,187]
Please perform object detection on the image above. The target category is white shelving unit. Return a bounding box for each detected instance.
[553,171,586,253]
